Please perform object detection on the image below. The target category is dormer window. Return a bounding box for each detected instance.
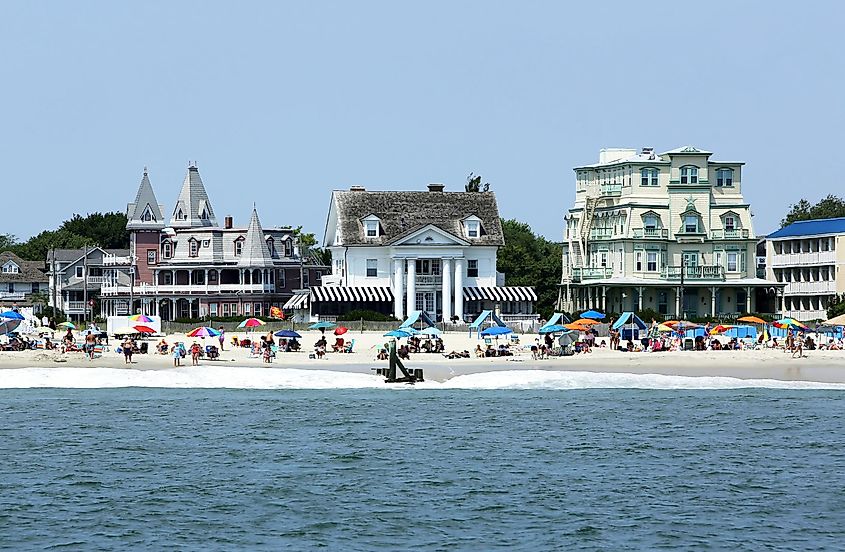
[266,237,276,257]
[189,238,199,258]
[234,237,244,256]
[175,208,186,221]
[141,204,155,222]
[684,215,700,233]
[162,240,173,259]
[724,216,736,231]
[716,168,733,187]
[680,166,698,184]
[462,216,482,239]
[365,221,378,237]
[199,209,208,220]
[1,261,19,274]
[284,239,292,257]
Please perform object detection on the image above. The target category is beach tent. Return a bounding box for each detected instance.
[400,310,437,330]
[541,313,570,330]
[823,313,845,326]
[612,312,646,341]
[469,310,507,338]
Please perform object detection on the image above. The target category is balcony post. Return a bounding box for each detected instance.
[710,287,716,317]
[454,258,464,322]
[393,258,405,320]
[406,259,416,316]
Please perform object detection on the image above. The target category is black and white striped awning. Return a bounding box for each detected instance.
[310,286,394,302]
[283,293,310,310]
[463,286,537,302]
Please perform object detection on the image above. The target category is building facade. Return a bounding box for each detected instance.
[47,247,130,321]
[0,251,48,312]
[317,183,536,323]
[560,146,783,318]
[99,165,328,320]
[765,217,845,321]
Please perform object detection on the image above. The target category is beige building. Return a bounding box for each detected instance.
[559,146,783,318]
[765,218,845,321]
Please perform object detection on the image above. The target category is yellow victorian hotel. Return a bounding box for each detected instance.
[559,146,784,318]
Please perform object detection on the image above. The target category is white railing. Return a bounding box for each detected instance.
[784,281,837,295]
[499,313,540,322]
[771,251,837,267]
[782,309,827,322]
[87,276,106,284]
[0,292,26,300]
[103,255,132,266]
[415,275,442,286]
[100,283,276,296]
[66,301,86,312]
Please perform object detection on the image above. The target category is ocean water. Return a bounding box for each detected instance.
[3,369,845,550]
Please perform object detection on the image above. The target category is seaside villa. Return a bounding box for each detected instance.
[98,165,328,320]
[559,146,784,318]
[765,217,845,321]
[314,183,537,324]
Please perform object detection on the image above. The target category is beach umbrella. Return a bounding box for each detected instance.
[564,322,589,331]
[400,326,420,335]
[0,310,25,320]
[133,325,156,334]
[308,321,337,331]
[384,329,412,338]
[656,323,674,333]
[580,310,606,320]
[539,324,568,334]
[480,326,513,337]
[572,318,600,326]
[419,327,442,336]
[334,326,349,335]
[773,318,808,330]
[128,314,154,323]
[237,317,266,329]
[709,324,734,335]
[58,321,76,329]
[0,319,21,335]
[274,329,302,338]
[187,326,222,338]
[738,315,766,325]
[823,313,845,326]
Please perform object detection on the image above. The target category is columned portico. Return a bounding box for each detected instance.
[441,258,452,322]
[454,258,464,323]
[406,259,416,316]
[393,258,405,320]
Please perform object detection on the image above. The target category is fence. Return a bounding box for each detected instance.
[161,318,547,335]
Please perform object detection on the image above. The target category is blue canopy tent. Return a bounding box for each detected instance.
[580,310,606,320]
[611,312,647,341]
[469,310,507,338]
[400,310,437,330]
[541,313,570,330]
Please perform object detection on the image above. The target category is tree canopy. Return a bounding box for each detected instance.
[6,212,129,261]
[497,219,561,320]
[781,195,845,227]
[465,172,490,192]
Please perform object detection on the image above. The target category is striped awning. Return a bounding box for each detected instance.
[283,293,309,310]
[310,286,394,302]
[463,286,537,302]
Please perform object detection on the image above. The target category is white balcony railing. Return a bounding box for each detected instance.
[0,292,26,300]
[771,251,836,267]
[783,281,837,295]
[415,275,442,286]
[103,255,133,266]
[781,309,827,322]
[100,282,276,296]
[66,301,86,312]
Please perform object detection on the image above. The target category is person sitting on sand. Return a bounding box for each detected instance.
[476,344,485,358]
[263,345,272,363]
[332,337,345,353]
[376,344,388,360]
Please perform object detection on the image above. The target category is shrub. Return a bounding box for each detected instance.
[337,310,398,322]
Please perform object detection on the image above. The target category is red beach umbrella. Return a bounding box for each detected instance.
[334,326,349,335]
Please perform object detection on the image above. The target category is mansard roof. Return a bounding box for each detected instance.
[328,188,504,246]
[170,165,217,229]
[127,169,165,230]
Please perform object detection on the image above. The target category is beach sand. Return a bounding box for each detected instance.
[1,330,843,384]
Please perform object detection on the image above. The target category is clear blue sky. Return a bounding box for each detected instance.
[2,1,842,242]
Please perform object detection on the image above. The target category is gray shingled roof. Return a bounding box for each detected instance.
[170,165,218,228]
[46,248,130,265]
[0,251,48,283]
[237,209,275,267]
[127,169,165,229]
[332,190,504,246]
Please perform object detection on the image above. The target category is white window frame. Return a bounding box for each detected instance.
[716,168,733,187]
[680,166,698,184]
[234,238,243,256]
[366,258,378,278]
[646,252,658,272]
[162,241,172,259]
[147,250,156,265]
[724,216,736,231]
[466,221,479,238]
[684,215,699,233]
[727,252,738,272]
[189,239,199,258]
[467,259,479,278]
[644,215,659,230]
[640,168,658,186]
[365,221,378,238]
[636,251,642,271]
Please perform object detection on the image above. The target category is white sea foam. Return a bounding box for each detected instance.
[2,367,845,390]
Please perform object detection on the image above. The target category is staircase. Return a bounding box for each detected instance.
[580,197,598,245]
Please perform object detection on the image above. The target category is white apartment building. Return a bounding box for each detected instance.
[766,217,845,321]
[318,183,536,323]
[560,146,784,318]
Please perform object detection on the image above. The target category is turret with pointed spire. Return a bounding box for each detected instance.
[127,167,165,230]
[170,163,218,229]
[238,208,275,267]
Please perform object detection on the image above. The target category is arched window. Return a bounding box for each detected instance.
[188,238,199,258]
[162,240,173,259]
[680,166,698,184]
[640,168,659,186]
[266,237,276,256]
[716,168,733,187]
[234,237,244,256]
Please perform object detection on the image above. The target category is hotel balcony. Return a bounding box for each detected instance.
[711,229,750,240]
[632,228,669,239]
[0,292,26,301]
[570,267,613,283]
[66,301,87,313]
[770,251,837,267]
[415,274,442,286]
[100,282,277,296]
[783,280,837,295]
[589,228,615,240]
[599,183,622,197]
[660,265,725,281]
[103,255,133,266]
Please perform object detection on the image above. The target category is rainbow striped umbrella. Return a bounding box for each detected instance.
[129,314,154,323]
[187,326,222,338]
[237,318,266,328]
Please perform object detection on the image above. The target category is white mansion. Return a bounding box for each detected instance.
[316,183,536,323]
[560,146,784,318]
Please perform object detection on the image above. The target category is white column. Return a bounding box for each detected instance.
[441,258,452,323]
[393,258,405,320]
[406,259,416,315]
[454,258,464,322]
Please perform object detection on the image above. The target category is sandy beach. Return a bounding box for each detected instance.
[2,329,844,384]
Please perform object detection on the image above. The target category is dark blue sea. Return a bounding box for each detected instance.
[3,386,845,550]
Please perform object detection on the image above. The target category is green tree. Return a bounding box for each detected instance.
[12,229,93,262]
[0,234,17,250]
[497,219,561,319]
[292,226,331,267]
[465,172,490,192]
[60,212,129,249]
[828,293,845,320]
[781,195,845,227]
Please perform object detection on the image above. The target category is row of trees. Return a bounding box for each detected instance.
[497,219,561,320]
[2,212,130,261]
[781,194,845,227]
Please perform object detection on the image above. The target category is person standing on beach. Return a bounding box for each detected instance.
[85,332,97,360]
[122,337,133,364]
[218,327,225,351]
[190,342,201,366]
[171,343,182,367]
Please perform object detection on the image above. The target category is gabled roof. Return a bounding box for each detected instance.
[767,217,845,239]
[170,165,218,229]
[388,223,470,247]
[237,209,275,267]
[661,145,712,155]
[0,251,48,283]
[327,189,504,246]
[127,168,165,230]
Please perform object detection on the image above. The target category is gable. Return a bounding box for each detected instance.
[390,224,470,246]
[2,260,19,273]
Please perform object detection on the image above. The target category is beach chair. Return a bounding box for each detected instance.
[343,339,355,353]
[92,345,104,358]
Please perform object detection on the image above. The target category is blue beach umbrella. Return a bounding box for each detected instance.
[0,311,25,320]
[538,324,567,334]
[480,326,513,337]
[308,321,337,330]
[580,310,606,320]
[384,329,412,338]
[419,327,442,336]
[274,329,302,338]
